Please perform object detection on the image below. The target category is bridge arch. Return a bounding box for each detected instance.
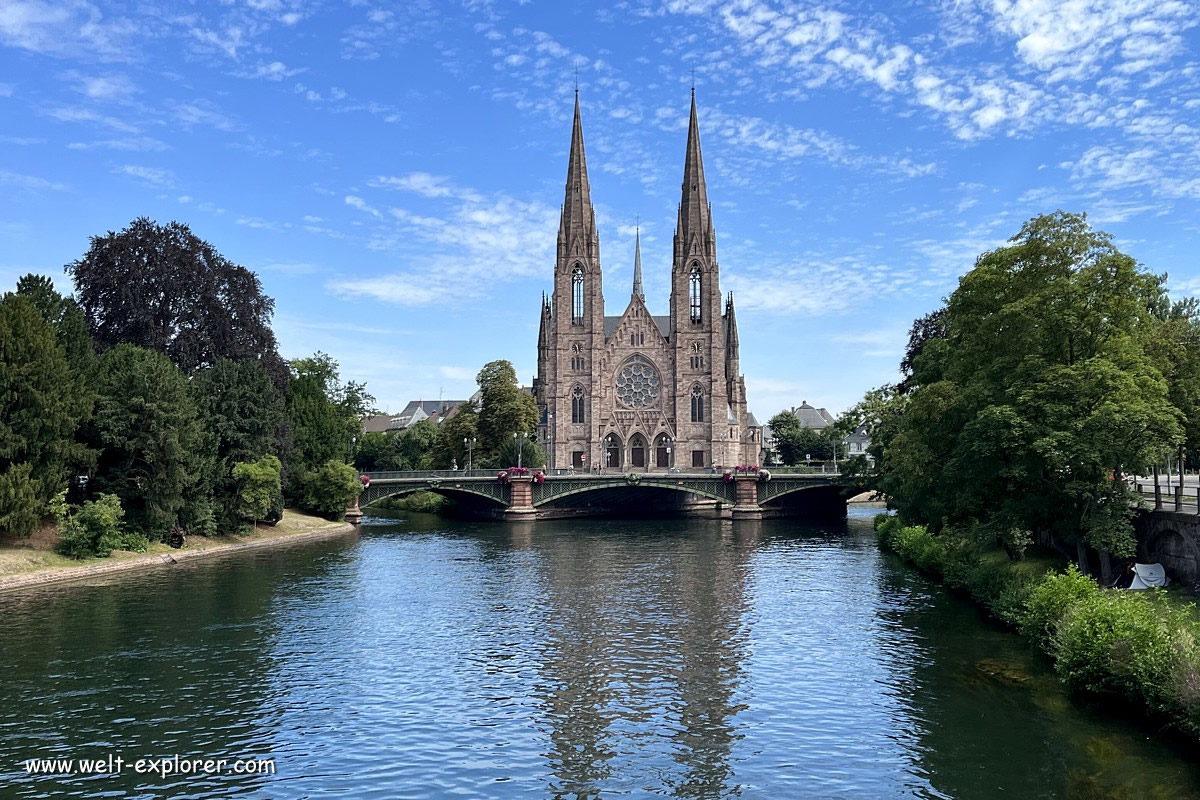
[532,477,734,508]
[360,482,509,510]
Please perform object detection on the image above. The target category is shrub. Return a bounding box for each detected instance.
[1022,566,1099,649]
[1054,590,1177,710]
[57,494,144,558]
[299,460,360,520]
[232,454,282,529]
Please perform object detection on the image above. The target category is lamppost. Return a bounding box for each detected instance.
[547,411,555,472]
[513,432,528,469]
[464,437,476,472]
[666,438,673,472]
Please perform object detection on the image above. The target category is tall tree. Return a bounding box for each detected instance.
[15,274,95,378]
[0,295,94,535]
[433,404,480,469]
[192,358,285,530]
[475,360,538,466]
[880,212,1181,564]
[84,344,206,539]
[65,218,286,389]
[286,353,372,483]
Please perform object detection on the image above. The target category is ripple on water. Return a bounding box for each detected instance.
[2,514,1200,799]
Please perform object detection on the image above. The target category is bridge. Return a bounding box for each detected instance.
[348,469,849,523]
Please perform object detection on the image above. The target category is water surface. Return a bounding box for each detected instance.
[2,509,1198,799]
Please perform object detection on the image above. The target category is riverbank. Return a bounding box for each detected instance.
[874,514,1200,742]
[0,510,356,594]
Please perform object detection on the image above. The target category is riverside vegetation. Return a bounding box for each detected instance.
[875,515,1200,740]
[0,218,543,561]
[844,211,1200,742]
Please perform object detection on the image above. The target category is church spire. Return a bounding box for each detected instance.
[560,91,596,249]
[632,224,644,301]
[676,89,714,259]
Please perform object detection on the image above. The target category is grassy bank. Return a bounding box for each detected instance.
[0,509,352,586]
[875,515,1200,740]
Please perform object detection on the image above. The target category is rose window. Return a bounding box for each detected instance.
[615,355,661,409]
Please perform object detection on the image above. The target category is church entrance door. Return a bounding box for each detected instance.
[605,434,622,469]
[630,434,646,468]
[655,435,671,469]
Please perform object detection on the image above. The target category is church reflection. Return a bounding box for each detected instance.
[520,521,755,798]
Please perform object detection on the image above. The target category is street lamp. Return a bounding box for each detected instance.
[547,411,555,472]
[666,439,673,471]
[513,432,529,469]
[464,437,476,472]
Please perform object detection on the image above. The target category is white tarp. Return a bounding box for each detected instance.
[1129,563,1169,590]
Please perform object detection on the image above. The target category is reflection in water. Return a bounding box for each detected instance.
[529,523,752,798]
[1,510,1199,799]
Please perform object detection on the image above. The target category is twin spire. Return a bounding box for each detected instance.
[559,90,712,299]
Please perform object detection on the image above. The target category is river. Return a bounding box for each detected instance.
[2,508,1198,799]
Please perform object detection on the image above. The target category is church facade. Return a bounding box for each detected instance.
[534,92,761,471]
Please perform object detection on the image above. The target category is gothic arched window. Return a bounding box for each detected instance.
[689,264,702,323]
[690,384,705,422]
[572,265,585,324]
[571,385,586,424]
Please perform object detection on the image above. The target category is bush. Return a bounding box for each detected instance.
[1054,590,1177,710]
[57,494,144,558]
[1022,566,1099,648]
[299,460,360,520]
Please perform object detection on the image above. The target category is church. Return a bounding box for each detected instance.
[534,91,761,471]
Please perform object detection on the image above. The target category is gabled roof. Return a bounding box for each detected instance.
[791,401,835,429]
[604,315,671,340]
[396,399,467,419]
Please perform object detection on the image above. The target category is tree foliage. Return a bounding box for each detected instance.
[286,352,372,484]
[57,493,136,559]
[869,212,1182,561]
[0,293,94,535]
[84,344,206,539]
[300,459,361,520]
[232,455,282,529]
[475,360,538,467]
[65,217,286,388]
[432,404,480,469]
[766,412,842,465]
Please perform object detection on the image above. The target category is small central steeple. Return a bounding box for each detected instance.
[559,90,596,251]
[632,224,644,301]
[676,89,714,259]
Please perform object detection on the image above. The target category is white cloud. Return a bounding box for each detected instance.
[238,60,305,81]
[0,169,63,190]
[115,164,173,186]
[75,73,136,100]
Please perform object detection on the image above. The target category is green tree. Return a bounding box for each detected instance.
[232,455,282,531]
[57,493,132,559]
[65,217,287,388]
[475,360,538,466]
[354,431,393,472]
[84,344,206,540]
[396,419,439,470]
[0,294,94,535]
[433,404,479,469]
[881,212,1181,565]
[193,358,285,530]
[300,460,360,520]
[15,274,95,378]
[286,352,372,485]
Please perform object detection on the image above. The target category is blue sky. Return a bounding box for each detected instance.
[2,0,1199,419]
